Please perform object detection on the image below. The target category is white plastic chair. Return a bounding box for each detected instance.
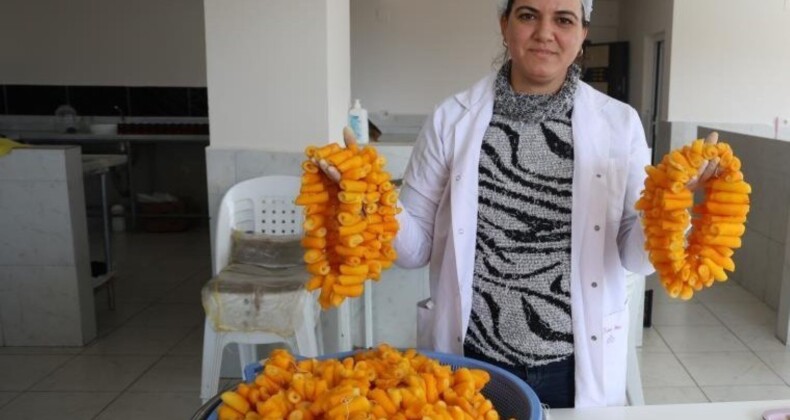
[200,175,322,403]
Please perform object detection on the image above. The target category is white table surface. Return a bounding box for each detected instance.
[549,400,790,420]
[81,154,127,175]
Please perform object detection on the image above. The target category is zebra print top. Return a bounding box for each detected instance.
[463,61,580,368]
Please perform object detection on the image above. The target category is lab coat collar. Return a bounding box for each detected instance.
[454,72,497,111]
[572,82,612,160]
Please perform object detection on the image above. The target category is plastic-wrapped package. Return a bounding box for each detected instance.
[202,230,311,334]
[202,264,308,335]
[231,230,303,269]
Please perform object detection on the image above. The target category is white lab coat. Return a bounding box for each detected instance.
[393,72,655,408]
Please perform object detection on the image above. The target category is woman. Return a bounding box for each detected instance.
[391,0,652,408]
[322,0,712,408]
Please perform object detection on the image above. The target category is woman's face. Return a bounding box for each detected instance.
[501,0,588,93]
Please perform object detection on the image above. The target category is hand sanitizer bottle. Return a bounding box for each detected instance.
[348,99,369,144]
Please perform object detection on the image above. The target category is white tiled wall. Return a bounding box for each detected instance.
[0,146,96,346]
[0,266,86,345]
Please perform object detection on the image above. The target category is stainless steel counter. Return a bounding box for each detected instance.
[7,130,210,229]
[7,131,209,143]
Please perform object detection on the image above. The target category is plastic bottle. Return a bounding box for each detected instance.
[348,99,369,144]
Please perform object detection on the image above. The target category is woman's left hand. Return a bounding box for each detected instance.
[314,127,358,183]
[686,131,721,191]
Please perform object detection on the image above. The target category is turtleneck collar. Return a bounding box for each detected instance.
[493,60,581,124]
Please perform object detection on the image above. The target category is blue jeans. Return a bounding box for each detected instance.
[463,347,575,409]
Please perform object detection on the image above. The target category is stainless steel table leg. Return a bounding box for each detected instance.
[125,140,137,230]
[100,171,116,310]
[100,172,112,271]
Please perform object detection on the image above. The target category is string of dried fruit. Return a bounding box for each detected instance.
[635,139,751,300]
[295,143,400,309]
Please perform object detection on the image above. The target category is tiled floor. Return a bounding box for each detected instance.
[1,228,789,418]
[640,275,790,405]
[0,227,215,420]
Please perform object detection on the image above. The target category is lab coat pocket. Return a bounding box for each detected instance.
[606,158,627,223]
[417,298,435,350]
[602,308,629,404]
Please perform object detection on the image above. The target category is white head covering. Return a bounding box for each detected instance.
[497,0,593,21]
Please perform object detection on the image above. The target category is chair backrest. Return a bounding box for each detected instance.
[213,175,302,275]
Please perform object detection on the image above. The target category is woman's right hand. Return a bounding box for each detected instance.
[686,131,721,191]
[314,127,358,183]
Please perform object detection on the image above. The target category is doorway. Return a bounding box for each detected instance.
[648,37,665,164]
[648,35,664,164]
